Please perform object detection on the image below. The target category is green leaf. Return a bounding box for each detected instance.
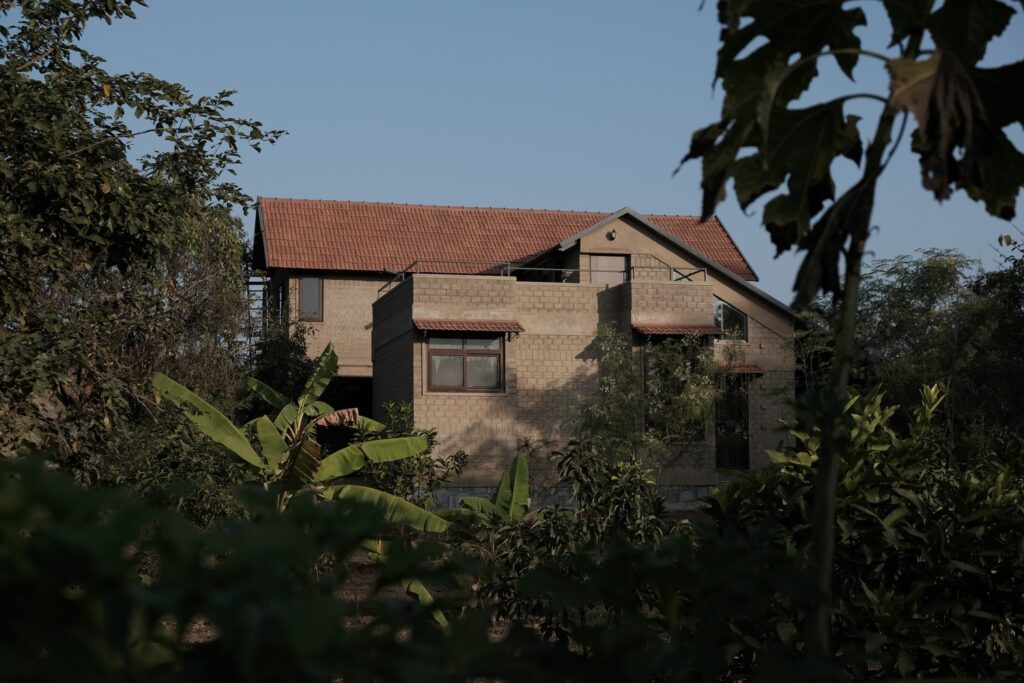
[403,577,448,627]
[298,343,337,407]
[354,416,386,432]
[493,472,512,516]
[882,506,908,529]
[245,377,289,411]
[508,454,530,522]
[274,403,298,434]
[314,436,429,482]
[460,496,501,517]
[152,373,266,471]
[325,485,450,532]
[252,415,287,471]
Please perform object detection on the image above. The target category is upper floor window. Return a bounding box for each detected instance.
[299,277,323,322]
[428,335,503,392]
[714,298,747,341]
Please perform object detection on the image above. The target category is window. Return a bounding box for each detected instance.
[590,254,629,284]
[298,277,323,321]
[714,298,748,341]
[427,335,503,392]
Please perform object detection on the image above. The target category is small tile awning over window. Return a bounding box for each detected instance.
[632,324,723,336]
[413,318,525,333]
[720,364,765,375]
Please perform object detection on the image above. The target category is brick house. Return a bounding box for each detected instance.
[253,198,795,496]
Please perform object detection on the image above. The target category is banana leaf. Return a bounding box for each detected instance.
[508,454,530,521]
[493,472,512,516]
[245,377,289,411]
[437,507,489,525]
[274,403,298,434]
[298,342,337,407]
[314,436,429,482]
[459,496,500,517]
[251,415,288,471]
[152,373,266,471]
[358,539,448,626]
[281,437,321,493]
[325,484,449,533]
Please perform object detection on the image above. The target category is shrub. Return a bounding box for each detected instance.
[709,386,1024,679]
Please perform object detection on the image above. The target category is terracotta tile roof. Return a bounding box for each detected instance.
[720,364,765,375]
[256,198,758,281]
[633,324,723,336]
[413,318,525,333]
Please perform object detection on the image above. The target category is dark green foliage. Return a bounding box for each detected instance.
[0,457,508,682]
[246,318,317,412]
[710,387,1024,679]
[683,0,1022,303]
[795,246,1024,459]
[355,401,467,510]
[0,1,281,525]
[572,324,733,474]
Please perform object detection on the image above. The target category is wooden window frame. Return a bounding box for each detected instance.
[714,298,748,342]
[427,334,504,393]
[298,276,324,322]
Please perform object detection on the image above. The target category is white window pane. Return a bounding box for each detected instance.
[466,355,500,389]
[465,337,500,350]
[300,277,321,319]
[430,355,463,386]
[429,337,463,349]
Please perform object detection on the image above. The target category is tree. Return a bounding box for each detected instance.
[682,0,1023,658]
[0,1,282,514]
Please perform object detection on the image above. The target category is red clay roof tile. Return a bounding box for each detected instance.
[632,324,723,336]
[413,319,525,333]
[257,198,757,281]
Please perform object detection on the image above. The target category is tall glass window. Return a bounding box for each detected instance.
[714,298,748,341]
[298,277,322,321]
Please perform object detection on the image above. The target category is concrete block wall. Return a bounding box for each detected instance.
[369,272,796,491]
[286,273,391,377]
[628,281,716,327]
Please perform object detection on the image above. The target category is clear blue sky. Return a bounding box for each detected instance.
[83,1,1023,301]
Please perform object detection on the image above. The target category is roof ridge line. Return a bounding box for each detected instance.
[258,197,707,220]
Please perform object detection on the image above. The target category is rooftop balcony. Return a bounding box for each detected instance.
[376,258,708,300]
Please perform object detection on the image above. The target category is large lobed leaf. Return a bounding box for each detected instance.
[152,373,266,471]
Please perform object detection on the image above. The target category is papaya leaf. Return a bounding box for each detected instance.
[152,373,266,471]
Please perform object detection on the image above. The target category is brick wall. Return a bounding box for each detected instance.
[285,273,391,377]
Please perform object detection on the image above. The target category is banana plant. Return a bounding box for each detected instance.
[151,342,448,530]
[447,454,532,527]
[153,343,451,623]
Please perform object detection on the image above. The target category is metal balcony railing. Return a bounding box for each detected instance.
[376,259,708,298]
